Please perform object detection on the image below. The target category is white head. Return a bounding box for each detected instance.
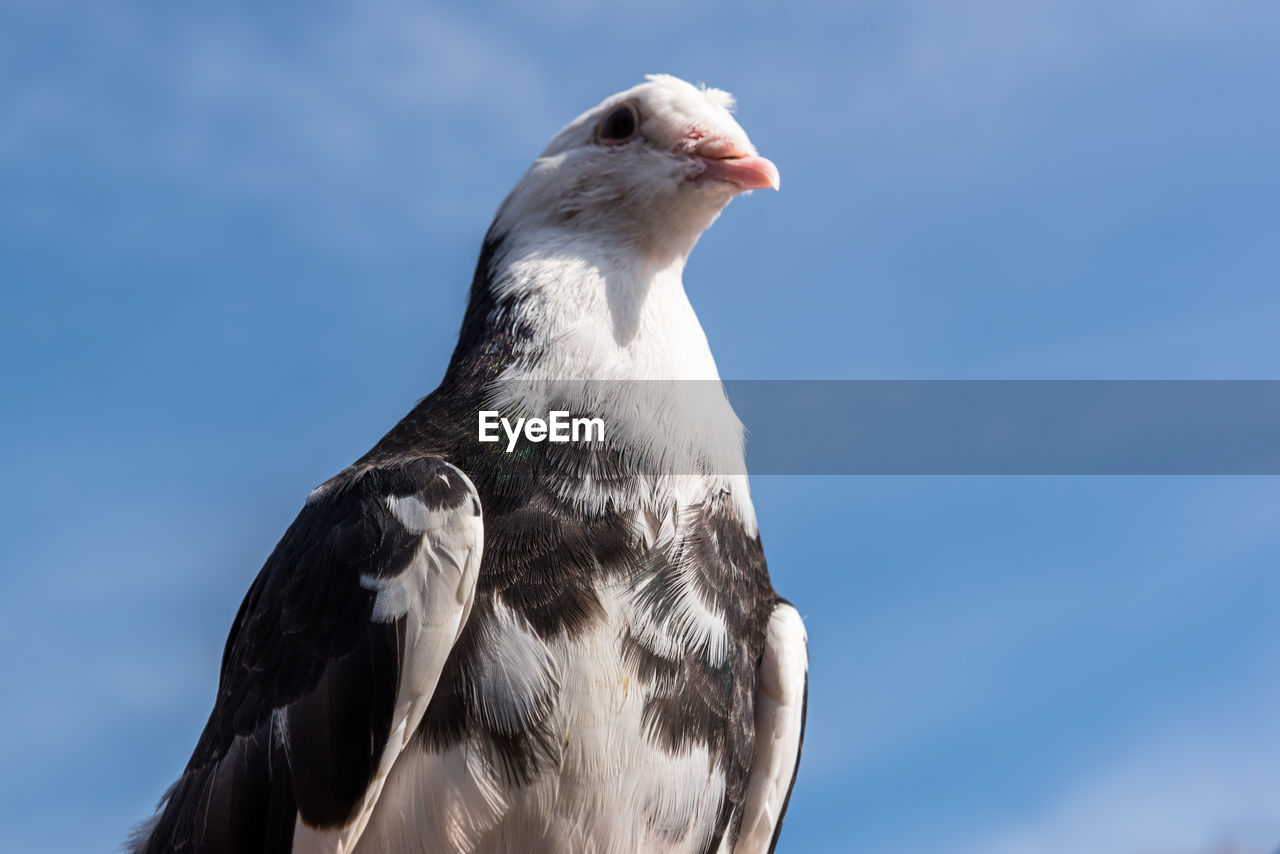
[492,74,779,266]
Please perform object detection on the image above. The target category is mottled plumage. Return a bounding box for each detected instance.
[135,74,806,854]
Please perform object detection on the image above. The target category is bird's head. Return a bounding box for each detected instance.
[492,74,779,265]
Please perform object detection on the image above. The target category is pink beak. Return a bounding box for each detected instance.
[695,138,781,192]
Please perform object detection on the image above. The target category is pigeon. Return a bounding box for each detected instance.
[134,73,807,854]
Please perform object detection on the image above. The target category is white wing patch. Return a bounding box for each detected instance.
[734,603,807,854]
[386,493,434,534]
[359,572,413,623]
[294,465,485,854]
[362,490,482,623]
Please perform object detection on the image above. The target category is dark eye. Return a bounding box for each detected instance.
[597,103,639,144]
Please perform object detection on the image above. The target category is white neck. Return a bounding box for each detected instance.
[490,227,720,382]
[484,227,756,530]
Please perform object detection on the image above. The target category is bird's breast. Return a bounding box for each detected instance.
[354,492,768,854]
[353,583,734,854]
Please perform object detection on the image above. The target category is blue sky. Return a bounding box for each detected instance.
[2,1,1278,852]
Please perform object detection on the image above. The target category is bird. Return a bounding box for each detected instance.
[132,73,807,854]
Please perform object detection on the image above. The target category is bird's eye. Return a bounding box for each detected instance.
[597,103,639,144]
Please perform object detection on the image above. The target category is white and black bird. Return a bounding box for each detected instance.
[134,74,807,854]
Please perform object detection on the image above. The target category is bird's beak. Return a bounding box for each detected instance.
[695,138,781,192]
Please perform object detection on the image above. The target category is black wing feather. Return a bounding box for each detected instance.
[140,457,475,854]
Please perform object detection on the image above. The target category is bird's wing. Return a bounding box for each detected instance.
[138,457,484,854]
[735,600,808,854]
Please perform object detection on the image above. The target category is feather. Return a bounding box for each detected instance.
[133,75,803,854]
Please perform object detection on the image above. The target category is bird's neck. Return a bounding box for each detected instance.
[445,227,752,519]
[482,226,721,384]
